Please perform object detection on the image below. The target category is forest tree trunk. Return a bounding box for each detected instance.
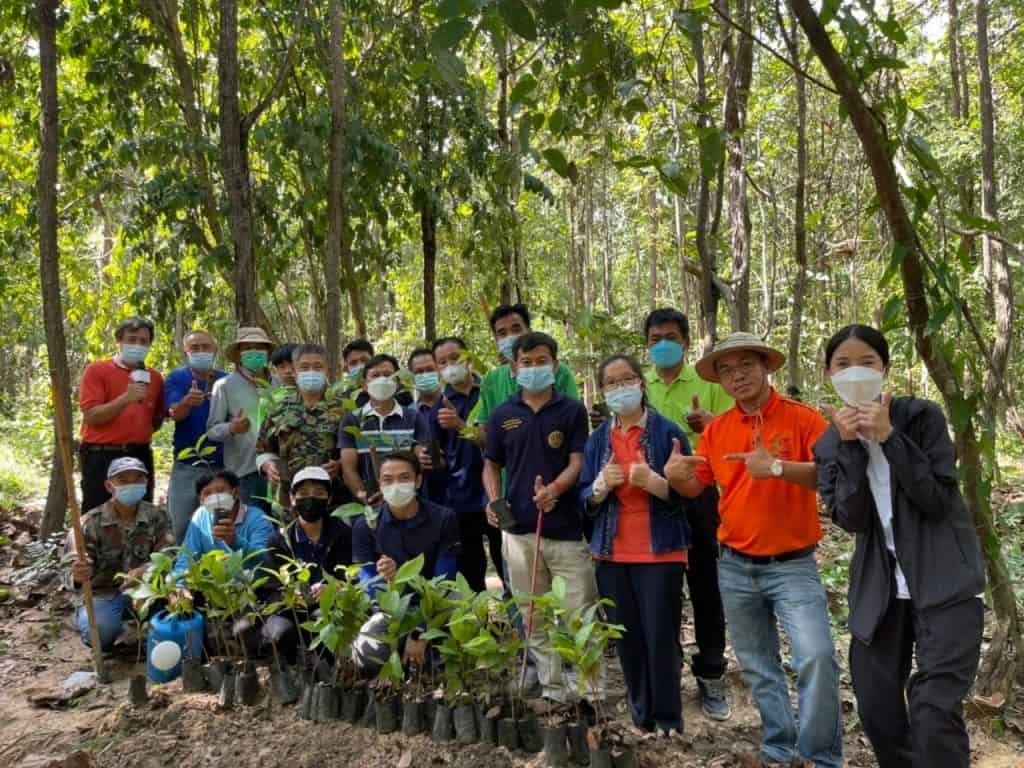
[218,0,259,325]
[324,0,347,376]
[37,0,72,539]
[782,9,807,391]
[790,0,1020,707]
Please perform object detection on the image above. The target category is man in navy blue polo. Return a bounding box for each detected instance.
[164,330,226,542]
[483,331,596,703]
[339,354,431,505]
[427,336,504,593]
[351,450,458,672]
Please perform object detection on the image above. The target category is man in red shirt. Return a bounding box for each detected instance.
[78,317,164,512]
[665,332,841,768]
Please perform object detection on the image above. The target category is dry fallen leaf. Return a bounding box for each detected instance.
[397,748,412,768]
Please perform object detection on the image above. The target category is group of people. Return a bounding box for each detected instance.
[66,305,986,768]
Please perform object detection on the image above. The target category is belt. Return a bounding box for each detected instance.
[723,544,815,565]
[80,442,150,453]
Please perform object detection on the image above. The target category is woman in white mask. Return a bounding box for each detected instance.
[813,324,985,768]
[578,354,694,738]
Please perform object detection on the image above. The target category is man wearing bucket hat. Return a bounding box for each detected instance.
[664,332,842,768]
[65,457,175,651]
[262,466,354,662]
[207,327,275,514]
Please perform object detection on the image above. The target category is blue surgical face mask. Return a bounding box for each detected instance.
[113,483,147,507]
[414,372,441,394]
[649,339,684,369]
[297,370,326,393]
[516,365,556,394]
[498,335,519,361]
[188,351,214,372]
[606,385,644,415]
[121,344,149,366]
[348,364,365,383]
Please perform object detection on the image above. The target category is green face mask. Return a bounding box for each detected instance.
[240,350,268,372]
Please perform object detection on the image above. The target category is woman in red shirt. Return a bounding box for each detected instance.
[578,355,693,736]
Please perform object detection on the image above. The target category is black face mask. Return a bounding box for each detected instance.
[295,496,329,523]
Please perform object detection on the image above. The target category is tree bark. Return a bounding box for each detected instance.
[37,0,72,539]
[976,0,1013,411]
[782,8,808,391]
[946,0,976,261]
[414,0,438,342]
[723,0,754,331]
[789,0,1020,706]
[324,0,347,377]
[496,33,513,305]
[218,0,258,325]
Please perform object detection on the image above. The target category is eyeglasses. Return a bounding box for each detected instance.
[603,376,641,392]
[716,359,759,380]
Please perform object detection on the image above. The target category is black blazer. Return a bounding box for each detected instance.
[814,396,985,645]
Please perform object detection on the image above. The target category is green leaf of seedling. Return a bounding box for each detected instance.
[176,447,196,460]
[333,502,371,520]
[200,446,217,456]
[394,554,425,585]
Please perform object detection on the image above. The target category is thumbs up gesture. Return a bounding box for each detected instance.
[628,449,653,489]
[600,457,625,489]
[532,475,557,514]
[822,402,860,442]
[437,396,464,431]
[854,393,894,443]
[686,394,713,434]
[184,379,205,407]
[664,437,707,486]
[228,407,251,434]
[725,435,776,479]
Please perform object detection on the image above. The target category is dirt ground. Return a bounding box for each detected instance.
[0,519,1021,768]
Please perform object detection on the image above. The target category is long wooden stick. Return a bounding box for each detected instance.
[50,378,109,683]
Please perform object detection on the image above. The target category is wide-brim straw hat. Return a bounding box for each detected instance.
[695,331,786,383]
[225,326,274,364]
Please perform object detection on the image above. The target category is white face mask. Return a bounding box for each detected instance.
[831,366,884,407]
[382,482,417,509]
[441,363,469,386]
[205,492,236,512]
[367,375,398,402]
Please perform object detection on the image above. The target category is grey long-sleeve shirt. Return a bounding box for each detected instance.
[206,370,263,477]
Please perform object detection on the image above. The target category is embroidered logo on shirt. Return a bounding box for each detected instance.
[501,418,523,431]
[547,430,564,449]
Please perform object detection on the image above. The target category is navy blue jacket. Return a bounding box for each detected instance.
[578,409,693,558]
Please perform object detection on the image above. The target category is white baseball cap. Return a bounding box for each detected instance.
[291,466,331,490]
[107,457,149,479]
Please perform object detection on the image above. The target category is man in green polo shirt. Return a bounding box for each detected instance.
[643,307,733,721]
[473,303,580,428]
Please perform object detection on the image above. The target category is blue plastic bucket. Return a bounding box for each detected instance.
[146,610,205,683]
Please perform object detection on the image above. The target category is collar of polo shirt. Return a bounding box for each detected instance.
[363,399,403,420]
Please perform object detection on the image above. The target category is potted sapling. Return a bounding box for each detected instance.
[405,572,454,736]
[467,596,522,748]
[371,555,426,734]
[259,556,316,705]
[122,548,206,691]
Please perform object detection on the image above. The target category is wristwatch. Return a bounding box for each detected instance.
[770,459,784,478]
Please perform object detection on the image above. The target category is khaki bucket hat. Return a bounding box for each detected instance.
[225,326,274,364]
[695,331,786,383]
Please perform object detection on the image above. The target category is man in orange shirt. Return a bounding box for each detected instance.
[665,332,841,768]
[78,317,165,513]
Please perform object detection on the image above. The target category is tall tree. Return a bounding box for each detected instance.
[325,0,347,374]
[789,0,1020,706]
[37,0,72,538]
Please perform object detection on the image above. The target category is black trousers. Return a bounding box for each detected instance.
[850,595,983,768]
[685,486,727,679]
[79,443,155,513]
[596,560,684,732]
[456,508,505,593]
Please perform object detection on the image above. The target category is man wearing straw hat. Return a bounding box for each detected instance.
[207,327,275,514]
[664,332,842,768]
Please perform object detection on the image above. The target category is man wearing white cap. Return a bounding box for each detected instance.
[65,457,174,651]
[262,466,354,662]
[665,332,841,768]
[207,327,275,514]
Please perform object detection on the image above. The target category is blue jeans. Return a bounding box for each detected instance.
[718,550,843,767]
[168,461,220,543]
[77,593,131,651]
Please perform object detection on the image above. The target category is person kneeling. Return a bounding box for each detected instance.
[263,466,353,663]
[66,457,175,652]
[350,451,459,675]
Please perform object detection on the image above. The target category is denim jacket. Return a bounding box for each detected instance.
[578,408,693,558]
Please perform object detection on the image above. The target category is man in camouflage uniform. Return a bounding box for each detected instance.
[255,343,350,514]
[67,457,174,651]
